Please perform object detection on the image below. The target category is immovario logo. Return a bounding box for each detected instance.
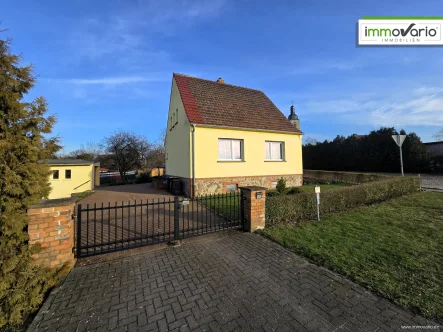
[358,16,443,45]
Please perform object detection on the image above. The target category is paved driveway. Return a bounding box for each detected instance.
[79,183,175,206]
[28,233,439,332]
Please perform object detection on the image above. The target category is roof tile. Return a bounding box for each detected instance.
[173,73,301,133]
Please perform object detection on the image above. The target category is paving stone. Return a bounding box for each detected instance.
[27,233,440,331]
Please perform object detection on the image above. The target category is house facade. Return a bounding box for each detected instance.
[45,159,100,199]
[165,73,303,197]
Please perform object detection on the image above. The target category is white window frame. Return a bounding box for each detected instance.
[265,141,284,161]
[218,139,243,161]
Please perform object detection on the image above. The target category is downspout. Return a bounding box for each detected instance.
[191,124,196,198]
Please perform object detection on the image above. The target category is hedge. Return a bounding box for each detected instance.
[266,176,420,225]
[303,169,386,184]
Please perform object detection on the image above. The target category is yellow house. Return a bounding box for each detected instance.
[165,73,303,197]
[44,159,100,199]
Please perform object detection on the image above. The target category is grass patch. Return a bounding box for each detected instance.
[71,190,94,200]
[199,193,241,220]
[262,192,443,321]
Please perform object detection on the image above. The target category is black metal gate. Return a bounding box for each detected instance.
[75,192,243,257]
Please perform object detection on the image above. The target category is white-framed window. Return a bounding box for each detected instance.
[265,141,284,161]
[218,139,243,161]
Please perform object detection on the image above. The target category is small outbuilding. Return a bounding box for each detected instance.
[43,159,100,199]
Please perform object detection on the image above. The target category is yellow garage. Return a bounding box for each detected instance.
[44,159,100,200]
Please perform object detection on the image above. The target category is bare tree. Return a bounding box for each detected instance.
[61,141,103,160]
[433,129,443,141]
[143,130,166,170]
[304,137,318,146]
[103,131,151,183]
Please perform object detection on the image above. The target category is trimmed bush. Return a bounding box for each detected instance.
[304,170,386,184]
[267,187,301,197]
[287,187,301,195]
[266,176,420,225]
[135,172,152,184]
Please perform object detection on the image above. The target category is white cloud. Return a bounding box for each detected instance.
[369,90,443,127]
[290,54,419,76]
[69,0,227,61]
[291,61,361,75]
[299,85,443,128]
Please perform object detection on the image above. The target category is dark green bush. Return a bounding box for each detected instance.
[304,170,386,184]
[286,187,301,195]
[267,186,300,197]
[266,189,279,197]
[266,176,420,225]
[275,178,287,195]
[136,173,152,184]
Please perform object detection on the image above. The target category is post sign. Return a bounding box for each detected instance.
[392,135,406,176]
[315,186,320,221]
[392,135,406,147]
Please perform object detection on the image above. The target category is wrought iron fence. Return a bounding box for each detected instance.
[76,192,243,257]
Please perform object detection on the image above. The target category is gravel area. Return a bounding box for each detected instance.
[419,174,443,190]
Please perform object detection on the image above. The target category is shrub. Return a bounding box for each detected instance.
[275,178,287,195]
[304,170,386,185]
[267,186,301,197]
[286,187,301,195]
[266,189,278,197]
[136,173,152,184]
[0,38,61,328]
[266,176,420,225]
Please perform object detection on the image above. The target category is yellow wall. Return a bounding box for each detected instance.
[150,168,165,177]
[193,126,303,178]
[165,79,191,178]
[48,164,95,199]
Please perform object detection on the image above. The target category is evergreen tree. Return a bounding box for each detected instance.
[0,37,60,327]
[302,127,430,173]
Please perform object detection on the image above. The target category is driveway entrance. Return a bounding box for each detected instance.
[75,183,243,257]
[28,233,437,331]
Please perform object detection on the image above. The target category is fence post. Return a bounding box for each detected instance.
[27,197,76,268]
[174,196,180,240]
[240,192,245,227]
[239,186,267,232]
[76,204,82,257]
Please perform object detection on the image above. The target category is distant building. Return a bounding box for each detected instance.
[425,141,443,157]
[425,141,443,172]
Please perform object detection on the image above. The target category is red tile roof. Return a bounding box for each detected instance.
[173,73,301,134]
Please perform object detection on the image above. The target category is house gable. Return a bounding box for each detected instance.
[165,78,191,179]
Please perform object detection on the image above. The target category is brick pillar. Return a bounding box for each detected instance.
[239,186,267,232]
[27,198,77,268]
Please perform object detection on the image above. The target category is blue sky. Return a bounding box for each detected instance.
[3,0,443,152]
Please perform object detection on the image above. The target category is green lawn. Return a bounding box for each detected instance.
[199,193,241,221]
[262,192,443,321]
[71,190,94,200]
